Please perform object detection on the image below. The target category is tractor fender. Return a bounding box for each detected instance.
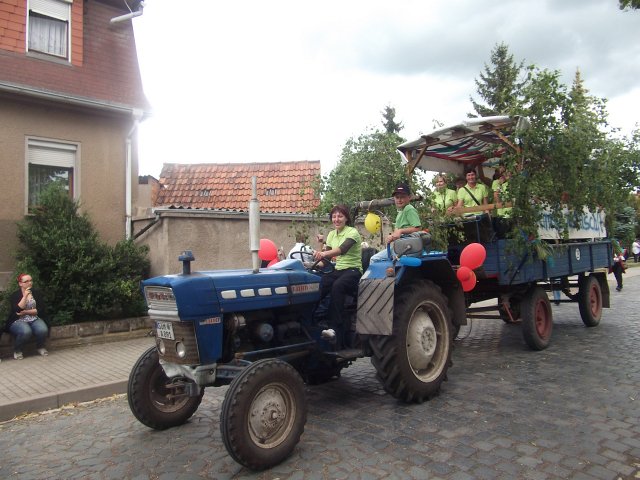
[356,257,462,335]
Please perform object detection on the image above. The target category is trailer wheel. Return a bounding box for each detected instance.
[369,280,453,403]
[128,346,204,430]
[578,275,602,327]
[521,287,553,350]
[220,358,307,470]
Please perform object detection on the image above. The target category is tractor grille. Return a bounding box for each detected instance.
[145,286,177,311]
[156,321,200,364]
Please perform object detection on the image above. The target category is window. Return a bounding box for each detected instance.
[27,0,72,59]
[27,139,78,211]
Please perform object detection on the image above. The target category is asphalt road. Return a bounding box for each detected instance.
[1,274,638,480]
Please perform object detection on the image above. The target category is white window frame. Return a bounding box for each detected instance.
[26,0,73,60]
[25,137,80,214]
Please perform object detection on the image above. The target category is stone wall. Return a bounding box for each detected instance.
[133,209,328,277]
[0,316,153,359]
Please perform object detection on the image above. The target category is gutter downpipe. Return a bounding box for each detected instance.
[126,109,144,239]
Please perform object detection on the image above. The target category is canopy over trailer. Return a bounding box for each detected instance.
[398,116,605,240]
[398,116,530,176]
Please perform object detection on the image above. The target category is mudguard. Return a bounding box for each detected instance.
[356,277,395,335]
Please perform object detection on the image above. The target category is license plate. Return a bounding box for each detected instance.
[156,321,175,340]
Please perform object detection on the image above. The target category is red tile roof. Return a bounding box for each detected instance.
[155,161,321,214]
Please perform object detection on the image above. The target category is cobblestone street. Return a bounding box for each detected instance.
[1,275,639,479]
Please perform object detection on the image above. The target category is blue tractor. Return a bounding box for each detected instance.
[128,181,462,470]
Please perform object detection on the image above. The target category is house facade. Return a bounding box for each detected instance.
[0,0,149,286]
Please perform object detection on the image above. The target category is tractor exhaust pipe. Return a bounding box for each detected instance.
[249,176,261,273]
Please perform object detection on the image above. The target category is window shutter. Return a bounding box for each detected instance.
[29,0,71,21]
[28,139,76,168]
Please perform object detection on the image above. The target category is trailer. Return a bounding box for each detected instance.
[391,115,613,349]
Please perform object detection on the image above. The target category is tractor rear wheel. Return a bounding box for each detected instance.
[369,280,453,403]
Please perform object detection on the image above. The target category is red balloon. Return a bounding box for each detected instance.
[258,238,278,261]
[460,243,486,270]
[456,266,472,282]
[267,258,278,267]
[461,270,477,292]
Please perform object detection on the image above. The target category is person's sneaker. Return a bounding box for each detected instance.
[616,286,622,291]
[14,351,23,360]
[37,348,49,356]
[321,329,336,341]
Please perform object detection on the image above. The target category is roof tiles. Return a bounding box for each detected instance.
[155,161,321,214]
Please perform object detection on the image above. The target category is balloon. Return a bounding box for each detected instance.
[258,238,278,261]
[460,243,486,270]
[267,258,278,267]
[456,266,472,282]
[364,212,381,234]
[461,270,477,292]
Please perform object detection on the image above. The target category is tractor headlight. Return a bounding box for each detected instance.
[156,338,166,355]
[176,342,187,358]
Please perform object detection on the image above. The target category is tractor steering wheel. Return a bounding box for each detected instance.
[309,257,335,275]
[289,250,335,274]
[289,250,313,263]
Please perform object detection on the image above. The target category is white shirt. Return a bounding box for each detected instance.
[288,242,313,263]
[632,241,640,255]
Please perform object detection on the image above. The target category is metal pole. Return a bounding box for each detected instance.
[249,176,261,273]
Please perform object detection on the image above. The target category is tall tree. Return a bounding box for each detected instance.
[469,42,529,117]
[316,106,429,216]
[381,105,404,134]
[317,128,407,213]
[613,205,637,247]
[505,67,639,241]
[619,0,640,10]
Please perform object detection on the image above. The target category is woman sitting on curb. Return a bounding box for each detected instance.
[3,273,49,360]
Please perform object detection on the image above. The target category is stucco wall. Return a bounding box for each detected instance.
[0,96,136,285]
[134,210,332,277]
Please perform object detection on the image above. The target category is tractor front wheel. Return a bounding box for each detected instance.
[220,358,307,470]
[127,346,204,430]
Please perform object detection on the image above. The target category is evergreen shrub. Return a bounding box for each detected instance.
[2,184,150,326]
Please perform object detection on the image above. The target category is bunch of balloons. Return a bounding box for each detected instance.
[258,238,279,267]
[456,243,486,292]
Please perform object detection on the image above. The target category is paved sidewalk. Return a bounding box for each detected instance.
[0,265,637,424]
[0,337,154,422]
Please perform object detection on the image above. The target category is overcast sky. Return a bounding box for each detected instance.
[132,0,639,178]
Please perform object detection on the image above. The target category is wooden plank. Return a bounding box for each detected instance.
[449,202,513,215]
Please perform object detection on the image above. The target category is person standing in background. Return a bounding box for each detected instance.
[632,238,639,263]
